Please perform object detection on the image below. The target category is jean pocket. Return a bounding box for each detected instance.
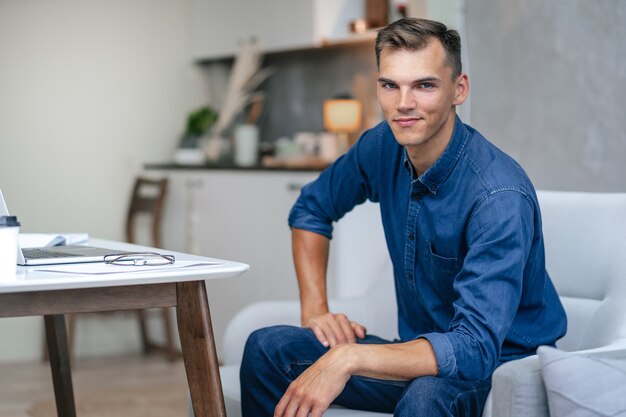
[423,241,461,305]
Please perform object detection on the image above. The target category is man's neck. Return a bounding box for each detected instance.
[406,112,456,177]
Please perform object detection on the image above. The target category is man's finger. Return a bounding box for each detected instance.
[274,392,290,417]
[335,313,356,343]
[323,314,346,346]
[279,387,303,417]
[310,323,329,347]
[295,404,311,417]
[351,321,367,339]
[310,408,325,417]
[284,397,303,417]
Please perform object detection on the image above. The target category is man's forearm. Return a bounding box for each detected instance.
[292,227,331,322]
[340,338,439,381]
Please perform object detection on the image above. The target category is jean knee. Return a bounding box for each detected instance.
[242,326,285,361]
[242,325,310,371]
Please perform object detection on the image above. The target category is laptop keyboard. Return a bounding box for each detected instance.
[23,248,79,259]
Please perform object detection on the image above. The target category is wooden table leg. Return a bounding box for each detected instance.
[177,281,226,417]
[44,314,77,417]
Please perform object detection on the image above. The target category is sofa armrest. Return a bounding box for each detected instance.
[489,338,626,417]
[490,355,549,417]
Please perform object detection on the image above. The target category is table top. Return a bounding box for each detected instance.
[0,239,249,294]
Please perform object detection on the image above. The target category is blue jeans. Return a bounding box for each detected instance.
[240,325,491,417]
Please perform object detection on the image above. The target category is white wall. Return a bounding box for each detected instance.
[0,0,209,237]
[0,0,207,362]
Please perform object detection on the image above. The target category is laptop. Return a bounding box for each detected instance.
[0,189,127,266]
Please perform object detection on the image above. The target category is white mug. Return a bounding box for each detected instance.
[0,216,20,279]
[234,124,260,167]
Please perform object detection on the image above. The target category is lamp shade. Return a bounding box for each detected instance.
[323,99,362,133]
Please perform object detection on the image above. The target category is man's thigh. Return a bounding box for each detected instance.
[242,325,328,373]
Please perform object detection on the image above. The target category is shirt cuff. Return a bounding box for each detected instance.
[418,332,457,378]
[288,208,333,239]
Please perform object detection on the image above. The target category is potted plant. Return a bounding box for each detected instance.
[174,106,219,165]
[180,106,219,149]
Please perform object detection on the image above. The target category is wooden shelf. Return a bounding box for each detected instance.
[196,31,377,64]
[318,30,378,48]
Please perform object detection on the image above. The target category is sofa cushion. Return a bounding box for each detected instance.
[537,346,626,417]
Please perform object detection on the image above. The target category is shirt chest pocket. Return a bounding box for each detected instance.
[423,241,462,305]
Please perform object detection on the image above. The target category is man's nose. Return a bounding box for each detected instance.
[397,89,416,112]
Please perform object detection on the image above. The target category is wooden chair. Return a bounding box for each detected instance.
[127,177,181,362]
[45,177,181,362]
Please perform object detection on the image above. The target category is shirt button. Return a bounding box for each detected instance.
[406,272,413,280]
[411,192,419,200]
[408,233,415,241]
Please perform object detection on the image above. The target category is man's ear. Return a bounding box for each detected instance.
[453,73,469,106]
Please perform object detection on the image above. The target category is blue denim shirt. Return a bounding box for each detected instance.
[288,116,567,381]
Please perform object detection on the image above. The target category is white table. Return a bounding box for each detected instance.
[0,239,249,417]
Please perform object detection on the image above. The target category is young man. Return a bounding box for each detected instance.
[240,18,567,417]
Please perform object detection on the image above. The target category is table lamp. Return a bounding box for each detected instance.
[323,99,363,155]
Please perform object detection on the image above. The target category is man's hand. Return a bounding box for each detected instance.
[274,345,353,417]
[304,312,367,347]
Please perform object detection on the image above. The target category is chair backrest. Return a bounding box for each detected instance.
[126,177,168,247]
[537,190,626,351]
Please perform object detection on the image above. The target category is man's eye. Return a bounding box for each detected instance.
[419,83,434,89]
[382,82,397,89]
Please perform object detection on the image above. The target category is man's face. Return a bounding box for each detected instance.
[376,40,468,151]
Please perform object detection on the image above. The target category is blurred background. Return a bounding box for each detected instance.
[0,0,624,365]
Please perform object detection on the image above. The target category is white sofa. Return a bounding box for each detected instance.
[209,191,626,417]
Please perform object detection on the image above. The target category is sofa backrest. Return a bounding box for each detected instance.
[537,191,626,351]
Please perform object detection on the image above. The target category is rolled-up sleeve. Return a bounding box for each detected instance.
[288,130,380,239]
[419,190,536,380]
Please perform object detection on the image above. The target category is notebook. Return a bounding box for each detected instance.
[0,189,128,266]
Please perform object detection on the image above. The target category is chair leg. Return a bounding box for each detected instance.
[161,307,178,362]
[137,309,152,355]
[137,308,181,360]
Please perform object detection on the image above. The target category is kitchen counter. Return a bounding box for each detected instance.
[145,158,329,172]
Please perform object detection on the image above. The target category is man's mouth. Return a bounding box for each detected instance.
[393,117,420,127]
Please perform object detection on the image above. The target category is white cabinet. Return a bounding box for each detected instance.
[189,0,365,60]
[155,169,319,356]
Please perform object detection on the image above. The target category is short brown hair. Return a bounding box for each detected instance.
[375,18,462,78]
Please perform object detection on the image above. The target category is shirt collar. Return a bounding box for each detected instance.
[402,115,470,194]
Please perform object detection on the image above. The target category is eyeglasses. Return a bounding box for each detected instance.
[104,252,175,266]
